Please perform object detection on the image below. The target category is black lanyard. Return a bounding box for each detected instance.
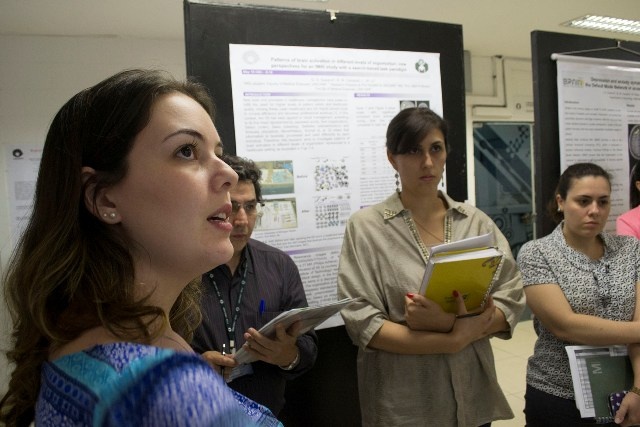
[209,259,248,353]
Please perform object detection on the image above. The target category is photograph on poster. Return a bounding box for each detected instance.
[256,198,298,231]
[400,100,430,110]
[258,160,294,195]
[630,124,640,160]
[627,124,640,210]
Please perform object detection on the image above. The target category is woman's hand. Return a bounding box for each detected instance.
[614,389,640,426]
[449,294,496,351]
[405,293,456,332]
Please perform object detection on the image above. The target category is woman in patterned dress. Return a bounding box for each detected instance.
[517,162,640,426]
[0,69,281,427]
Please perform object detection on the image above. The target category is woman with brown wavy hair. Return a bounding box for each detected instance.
[0,69,281,427]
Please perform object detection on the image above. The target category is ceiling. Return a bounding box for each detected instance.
[2,0,640,58]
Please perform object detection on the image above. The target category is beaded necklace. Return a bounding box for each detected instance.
[407,211,452,262]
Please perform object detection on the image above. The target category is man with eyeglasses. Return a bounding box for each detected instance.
[191,154,318,416]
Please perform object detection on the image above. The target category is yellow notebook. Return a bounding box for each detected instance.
[418,232,504,313]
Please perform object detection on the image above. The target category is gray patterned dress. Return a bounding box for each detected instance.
[517,223,640,399]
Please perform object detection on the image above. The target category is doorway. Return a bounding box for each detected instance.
[473,122,534,259]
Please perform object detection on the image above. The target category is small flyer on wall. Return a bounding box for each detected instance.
[4,144,43,252]
[228,44,444,325]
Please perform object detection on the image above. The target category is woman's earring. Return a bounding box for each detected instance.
[557,207,562,213]
[395,173,400,193]
[102,212,117,219]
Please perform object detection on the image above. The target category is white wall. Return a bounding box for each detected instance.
[0,36,535,398]
[0,33,186,396]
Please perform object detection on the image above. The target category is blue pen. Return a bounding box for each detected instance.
[259,299,266,317]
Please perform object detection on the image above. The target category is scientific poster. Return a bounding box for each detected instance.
[556,55,640,231]
[229,44,443,323]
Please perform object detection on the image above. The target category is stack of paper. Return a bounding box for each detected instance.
[234,298,356,364]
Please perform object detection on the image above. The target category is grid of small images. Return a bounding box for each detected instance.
[314,158,348,191]
[254,157,353,231]
[314,158,351,229]
[315,195,351,229]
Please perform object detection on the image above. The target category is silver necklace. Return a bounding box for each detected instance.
[413,217,444,242]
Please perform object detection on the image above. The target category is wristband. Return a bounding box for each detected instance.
[630,386,640,397]
[280,349,300,371]
[447,313,456,332]
[456,312,481,319]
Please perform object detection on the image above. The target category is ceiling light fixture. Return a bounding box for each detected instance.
[562,15,640,36]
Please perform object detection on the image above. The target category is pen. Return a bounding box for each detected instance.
[221,343,226,376]
[259,299,266,317]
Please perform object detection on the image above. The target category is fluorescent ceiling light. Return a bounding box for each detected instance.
[562,15,640,36]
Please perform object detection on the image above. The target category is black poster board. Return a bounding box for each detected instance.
[184,2,465,425]
[531,31,640,237]
[184,1,466,201]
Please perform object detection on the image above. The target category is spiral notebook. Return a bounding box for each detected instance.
[418,231,504,313]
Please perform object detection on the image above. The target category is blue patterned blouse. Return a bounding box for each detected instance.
[35,342,282,426]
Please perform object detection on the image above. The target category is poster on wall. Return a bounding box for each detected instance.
[556,54,640,231]
[229,44,443,326]
[4,144,43,252]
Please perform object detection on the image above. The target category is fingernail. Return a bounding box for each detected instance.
[452,290,459,297]
[406,293,415,299]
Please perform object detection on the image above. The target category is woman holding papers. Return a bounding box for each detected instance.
[517,162,640,427]
[337,107,525,426]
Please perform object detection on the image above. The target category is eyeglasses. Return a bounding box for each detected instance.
[231,200,264,217]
